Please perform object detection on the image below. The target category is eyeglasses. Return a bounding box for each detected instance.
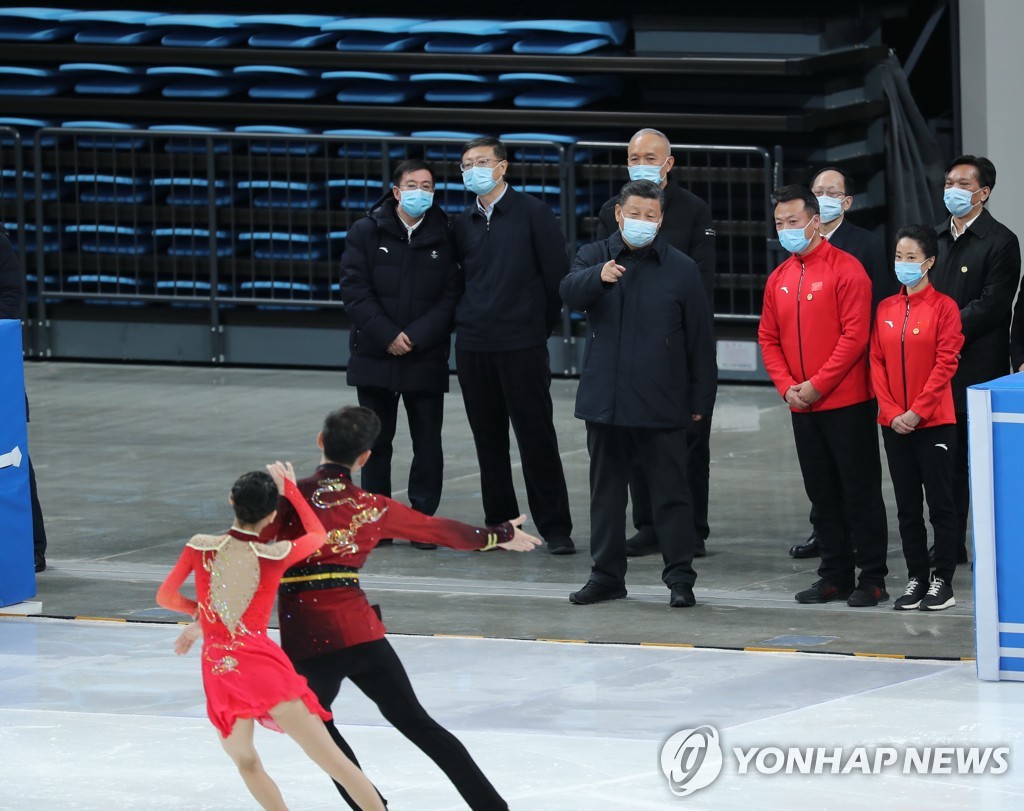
[459,158,503,171]
[398,182,434,191]
[811,189,848,199]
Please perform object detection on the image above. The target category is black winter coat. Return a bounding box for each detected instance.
[827,218,895,310]
[340,199,461,393]
[596,179,716,306]
[561,232,717,428]
[453,184,567,352]
[0,232,24,319]
[931,208,1022,412]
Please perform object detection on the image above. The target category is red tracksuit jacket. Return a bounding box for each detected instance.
[870,283,963,429]
[759,238,873,412]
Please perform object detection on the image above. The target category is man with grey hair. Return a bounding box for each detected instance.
[563,180,717,607]
[596,128,717,559]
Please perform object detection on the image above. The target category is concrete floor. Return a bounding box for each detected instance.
[16,361,975,660]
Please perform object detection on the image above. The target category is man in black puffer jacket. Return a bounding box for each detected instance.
[340,160,462,546]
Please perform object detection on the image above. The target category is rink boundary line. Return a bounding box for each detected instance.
[1,614,978,664]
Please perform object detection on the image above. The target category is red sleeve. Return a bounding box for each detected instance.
[281,479,328,565]
[910,297,965,420]
[810,256,871,396]
[870,309,902,427]
[380,498,514,550]
[758,269,798,398]
[156,547,199,618]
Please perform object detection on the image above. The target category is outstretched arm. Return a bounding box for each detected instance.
[380,500,541,552]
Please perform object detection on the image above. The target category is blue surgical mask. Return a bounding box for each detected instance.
[463,166,499,196]
[943,187,977,218]
[399,189,433,218]
[895,261,927,288]
[816,195,844,224]
[627,160,668,184]
[777,220,815,254]
[621,216,659,248]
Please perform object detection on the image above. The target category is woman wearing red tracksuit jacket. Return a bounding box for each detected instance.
[871,224,963,612]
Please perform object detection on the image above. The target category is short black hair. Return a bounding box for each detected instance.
[321,406,382,466]
[811,166,854,196]
[945,155,996,190]
[895,224,939,260]
[230,471,279,525]
[391,159,434,186]
[461,136,506,162]
[617,179,663,209]
[773,185,820,217]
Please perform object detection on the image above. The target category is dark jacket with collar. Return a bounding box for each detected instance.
[340,198,461,393]
[0,231,24,319]
[561,231,717,428]
[596,178,716,306]
[453,184,568,352]
[931,208,1021,411]
[827,217,895,310]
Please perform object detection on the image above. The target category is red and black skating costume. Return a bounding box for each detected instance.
[267,463,512,811]
[157,479,330,738]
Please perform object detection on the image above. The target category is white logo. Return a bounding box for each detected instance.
[0,445,23,470]
[936,444,948,451]
[660,725,724,797]
[430,249,439,259]
[781,286,789,294]
[378,246,389,253]
[885,320,894,329]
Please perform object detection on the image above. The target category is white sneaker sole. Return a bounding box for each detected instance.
[921,597,956,611]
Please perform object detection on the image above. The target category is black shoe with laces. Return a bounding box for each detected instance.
[569,581,627,605]
[848,583,890,607]
[919,575,955,611]
[795,579,852,604]
[893,577,927,611]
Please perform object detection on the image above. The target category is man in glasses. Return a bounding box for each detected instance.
[451,136,575,556]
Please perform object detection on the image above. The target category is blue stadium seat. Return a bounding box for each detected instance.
[64,174,151,205]
[520,184,592,216]
[66,224,153,255]
[326,180,386,210]
[321,17,426,53]
[499,131,582,162]
[237,231,345,261]
[431,180,474,210]
[63,273,149,305]
[59,64,161,95]
[323,71,416,104]
[410,73,507,104]
[498,73,612,108]
[242,15,343,49]
[63,10,164,45]
[149,124,234,155]
[410,20,513,54]
[0,67,72,96]
[235,66,333,100]
[153,176,235,206]
[503,20,627,55]
[411,130,484,160]
[235,125,322,156]
[322,129,406,158]
[146,14,251,48]
[154,227,234,258]
[238,179,328,209]
[1,169,59,202]
[148,67,248,99]
[61,121,145,150]
[0,7,78,42]
[4,221,61,253]
[0,117,56,147]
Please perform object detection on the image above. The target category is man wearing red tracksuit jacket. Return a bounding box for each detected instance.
[871,224,963,611]
[759,186,889,606]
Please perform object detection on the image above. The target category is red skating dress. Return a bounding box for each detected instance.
[157,480,331,738]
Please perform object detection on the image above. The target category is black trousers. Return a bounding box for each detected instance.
[790,400,889,589]
[586,422,697,589]
[293,638,508,811]
[954,412,970,553]
[356,386,445,516]
[882,424,958,584]
[629,413,712,542]
[25,396,46,558]
[455,345,572,539]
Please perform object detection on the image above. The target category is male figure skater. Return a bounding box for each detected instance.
[266,406,539,810]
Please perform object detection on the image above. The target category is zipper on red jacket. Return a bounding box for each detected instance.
[796,260,809,410]
[900,294,911,409]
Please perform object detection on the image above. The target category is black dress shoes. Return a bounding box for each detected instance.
[625,526,659,557]
[789,531,820,559]
[669,584,696,607]
[569,581,627,605]
[546,536,576,555]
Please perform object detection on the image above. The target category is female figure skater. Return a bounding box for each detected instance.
[157,461,385,811]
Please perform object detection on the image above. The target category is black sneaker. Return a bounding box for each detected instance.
[848,584,890,607]
[919,576,955,611]
[893,577,927,611]
[795,579,852,604]
[669,583,696,607]
[569,581,627,605]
